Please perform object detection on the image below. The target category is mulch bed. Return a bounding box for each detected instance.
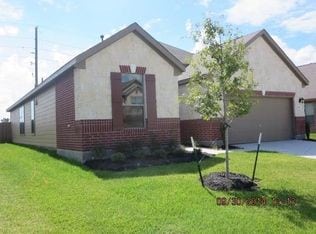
[203,172,257,191]
[85,153,206,171]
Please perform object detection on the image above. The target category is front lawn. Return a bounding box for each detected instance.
[310,132,316,140]
[0,144,315,233]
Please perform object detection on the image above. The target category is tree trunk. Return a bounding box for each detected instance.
[224,124,229,178]
[223,93,229,178]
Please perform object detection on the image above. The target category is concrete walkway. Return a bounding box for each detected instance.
[184,147,226,156]
[233,140,316,159]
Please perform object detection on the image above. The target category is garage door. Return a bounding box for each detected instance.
[229,97,293,144]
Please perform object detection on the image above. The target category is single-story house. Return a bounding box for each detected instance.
[7,23,311,162]
[178,29,309,145]
[298,63,316,131]
[7,23,186,162]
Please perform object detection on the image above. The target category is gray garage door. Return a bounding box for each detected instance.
[229,97,293,144]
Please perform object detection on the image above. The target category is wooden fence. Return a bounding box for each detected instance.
[0,122,12,143]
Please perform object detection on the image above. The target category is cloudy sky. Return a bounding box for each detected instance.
[0,0,315,119]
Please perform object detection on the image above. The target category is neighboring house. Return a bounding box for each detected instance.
[299,63,316,131]
[7,23,186,162]
[178,29,309,145]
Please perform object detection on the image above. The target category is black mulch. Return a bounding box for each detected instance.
[203,172,257,191]
[85,153,208,171]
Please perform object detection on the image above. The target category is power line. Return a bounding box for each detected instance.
[0,23,96,49]
[0,45,33,49]
[40,39,86,50]
[0,35,33,40]
[0,45,79,56]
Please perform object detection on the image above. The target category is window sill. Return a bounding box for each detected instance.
[123,127,145,130]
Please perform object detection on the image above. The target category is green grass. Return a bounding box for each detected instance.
[310,132,316,140]
[0,143,315,233]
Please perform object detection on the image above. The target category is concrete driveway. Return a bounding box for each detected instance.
[233,140,316,159]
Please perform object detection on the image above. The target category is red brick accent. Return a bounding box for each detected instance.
[136,66,146,74]
[254,90,295,98]
[305,100,316,131]
[55,70,83,151]
[55,69,180,151]
[305,98,316,103]
[294,117,305,136]
[110,72,123,130]
[265,91,295,98]
[145,74,157,129]
[79,118,180,150]
[77,120,113,133]
[312,116,316,132]
[119,65,131,73]
[180,119,222,145]
[119,65,146,74]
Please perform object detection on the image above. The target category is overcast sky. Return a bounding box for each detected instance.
[1,0,315,119]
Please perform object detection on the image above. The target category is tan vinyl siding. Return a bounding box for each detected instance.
[10,86,56,148]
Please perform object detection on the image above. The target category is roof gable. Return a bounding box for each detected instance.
[179,29,309,86]
[75,23,186,72]
[242,29,309,86]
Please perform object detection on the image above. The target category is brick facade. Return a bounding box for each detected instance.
[253,90,295,98]
[55,68,180,152]
[294,116,306,137]
[180,118,222,145]
[312,118,316,132]
[79,118,180,151]
[119,65,146,74]
[312,115,316,132]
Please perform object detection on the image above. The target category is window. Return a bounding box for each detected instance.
[121,73,144,128]
[31,100,35,134]
[131,96,143,104]
[19,106,25,134]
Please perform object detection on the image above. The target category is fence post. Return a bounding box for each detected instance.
[0,122,12,143]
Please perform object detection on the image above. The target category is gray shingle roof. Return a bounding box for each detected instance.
[298,63,316,81]
[160,42,193,65]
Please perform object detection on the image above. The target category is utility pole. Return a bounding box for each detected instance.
[35,26,38,87]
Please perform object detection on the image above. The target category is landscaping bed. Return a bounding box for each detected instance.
[85,152,205,171]
[85,139,211,171]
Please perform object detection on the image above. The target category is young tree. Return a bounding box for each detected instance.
[182,19,255,178]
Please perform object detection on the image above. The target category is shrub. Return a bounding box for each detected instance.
[115,142,132,154]
[172,148,185,157]
[149,134,160,151]
[132,149,147,159]
[110,152,126,162]
[92,146,106,159]
[166,139,178,151]
[115,140,144,158]
[151,148,168,159]
[129,139,144,151]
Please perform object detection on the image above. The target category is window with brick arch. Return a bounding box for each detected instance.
[121,73,144,128]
